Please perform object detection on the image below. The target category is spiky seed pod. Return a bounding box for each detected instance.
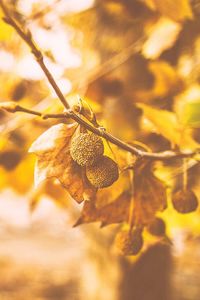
[172,189,198,214]
[86,155,119,188]
[70,133,104,166]
[147,217,166,236]
[115,228,143,256]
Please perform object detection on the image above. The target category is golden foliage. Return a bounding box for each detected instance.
[138,103,199,149]
[145,0,193,21]
[1,0,200,258]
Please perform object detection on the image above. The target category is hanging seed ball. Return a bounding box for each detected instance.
[70,132,104,166]
[86,155,119,188]
[172,189,198,214]
[147,217,166,236]
[115,228,143,256]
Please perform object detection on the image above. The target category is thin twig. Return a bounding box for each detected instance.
[183,158,188,191]
[0,0,199,161]
[0,102,66,119]
[1,102,199,160]
[128,169,135,231]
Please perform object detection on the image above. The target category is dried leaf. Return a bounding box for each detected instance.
[95,172,130,208]
[29,123,96,203]
[74,191,131,227]
[132,161,167,225]
[75,161,167,227]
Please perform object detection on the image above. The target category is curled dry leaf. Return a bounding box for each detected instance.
[74,191,131,227]
[74,160,167,228]
[132,160,167,226]
[29,123,96,203]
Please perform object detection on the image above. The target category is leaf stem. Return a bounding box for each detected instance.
[183,158,188,191]
[128,169,135,231]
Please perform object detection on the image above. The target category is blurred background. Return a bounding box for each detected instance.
[1,0,200,299]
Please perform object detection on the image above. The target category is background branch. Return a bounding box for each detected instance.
[0,0,199,161]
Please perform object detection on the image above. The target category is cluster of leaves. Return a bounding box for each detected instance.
[27,112,199,255]
[1,0,200,256]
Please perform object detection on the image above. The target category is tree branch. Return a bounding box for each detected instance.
[0,0,199,161]
[0,102,66,119]
[1,102,199,160]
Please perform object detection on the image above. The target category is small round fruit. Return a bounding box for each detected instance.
[86,155,119,188]
[70,133,104,166]
[115,228,143,256]
[172,189,198,214]
[147,217,166,236]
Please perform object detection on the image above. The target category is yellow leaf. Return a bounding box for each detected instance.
[143,17,181,59]
[0,10,14,41]
[138,103,180,143]
[0,155,34,194]
[134,61,183,102]
[138,103,199,149]
[148,60,182,97]
[145,0,193,21]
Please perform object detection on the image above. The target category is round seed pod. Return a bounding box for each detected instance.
[147,217,166,236]
[86,155,119,188]
[115,228,143,256]
[172,189,198,214]
[70,133,104,166]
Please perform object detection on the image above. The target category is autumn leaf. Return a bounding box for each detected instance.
[142,17,181,59]
[0,154,34,194]
[134,61,183,102]
[181,101,200,128]
[148,61,182,97]
[0,10,14,41]
[132,160,167,226]
[29,123,96,203]
[137,103,199,149]
[144,0,193,22]
[74,161,168,228]
[74,191,131,227]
